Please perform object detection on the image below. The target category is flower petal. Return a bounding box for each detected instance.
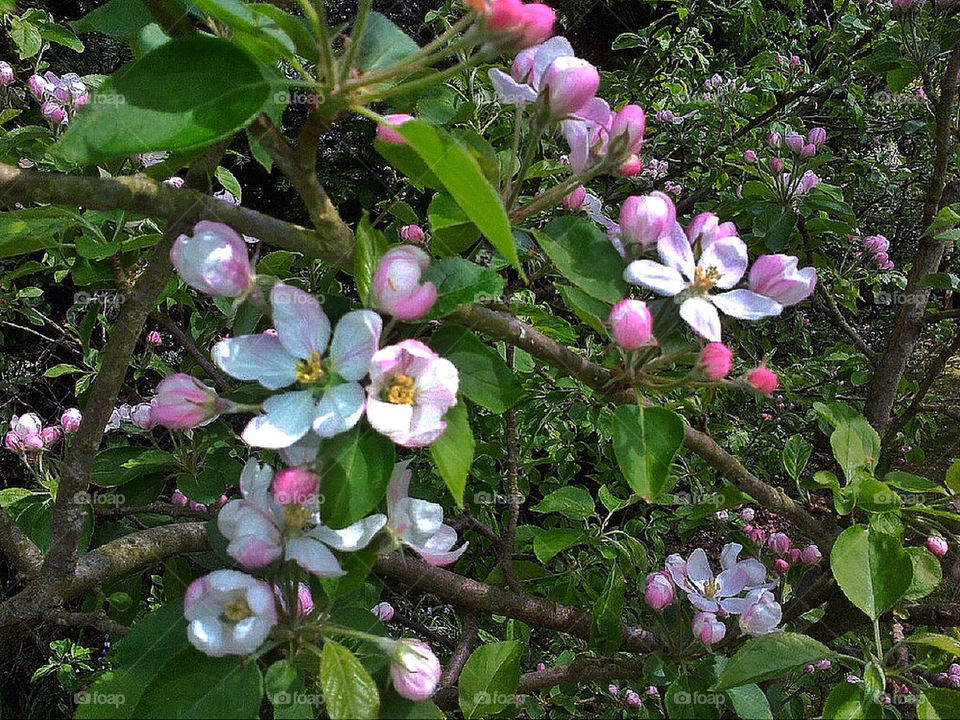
[366,397,414,443]
[623,260,686,296]
[270,283,331,359]
[688,594,720,613]
[657,222,696,280]
[665,553,687,587]
[241,391,315,449]
[286,536,344,577]
[679,297,722,341]
[279,433,322,466]
[489,68,538,106]
[330,310,382,382]
[698,236,748,289]
[386,461,413,520]
[313,382,366,438]
[719,543,743,571]
[686,548,713,583]
[312,514,387,551]
[211,334,297,390]
[710,289,783,320]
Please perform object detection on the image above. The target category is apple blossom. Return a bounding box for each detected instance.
[738,588,782,635]
[22,433,44,451]
[609,104,645,155]
[785,132,804,153]
[800,545,822,565]
[4,431,22,451]
[609,299,653,349]
[743,150,757,163]
[665,543,771,614]
[769,157,784,173]
[271,466,320,506]
[748,254,817,306]
[376,113,414,144]
[170,221,256,297]
[617,154,643,177]
[146,331,162,346]
[212,283,381,448]
[740,507,755,522]
[624,223,782,342]
[692,611,726,644]
[40,426,61,446]
[27,74,50,100]
[385,461,468,565]
[767,131,781,147]
[0,62,13,86]
[698,342,733,379]
[40,101,67,125]
[370,246,438,321]
[12,412,42,439]
[686,212,739,253]
[184,570,277,657]
[540,56,600,118]
[608,684,619,695]
[619,192,676,249]
[774,558,789,574]
[150,374,232,429]
[644,570,674,610]
[563,185,586,210]
[366,339,459,447]
[623,690,642,708]
[389,639,442,701]
[275,583,314,617]
[372,601,395,622]
[129,403,155,430]
[172,490,189,507]
[927,536,948,557]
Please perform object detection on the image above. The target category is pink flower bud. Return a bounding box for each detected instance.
[743,150,757,163]
[372,601,395,622]
[371,245,438,321]
[610,104,646,154]
[399,224,425,243]
[609,299,653,349]
[146,330,162,346]
[799,170,820,193]
[40,426,61,446]
[787,547,802,564]
[656,109,675,123]
[768,531,791,556]
[692,612,726,645]
[800,143,816,158]
[0,62,13,86]
[800,544,822,565]
[785,132,804,153]
[748,254,817,306]
[12,412,42,439]
[511,45,537,82]
[623,689,642,708]
[619,192,676,249]
[646,686,658,696]
[41,100,67,125]
[172,490,189,507]
[485,0,525,30]
[129,403,155,430]
[804,664,815,673]
[27,74,48,100]
[747,526,766,545]
[150,373,229,429]
[816,659,832,670]
[390,640,441,702]
[808,127,826,146]
[761,412,773,421]
[767,131,782,147]
[926,536,948,557]
[789,55,801,68]
[563,185,586,210]
[376,113,415,144]
[746,366,778,396]
[608,684,619,695]
[536,662,546,671]
[516,4,555,47]
[271,466,319,506]
[774,558,790,574]
[616,153,643,177]
[644,570,674,610]
[61,408,82,434]
[698,342,733,379]
[540,57,600,118]
[216,495,228,507]
[4,431,22,451]
[23,433,44,451]
[769,157,784,173]
[740,507,755,522]
[170,221,255,297]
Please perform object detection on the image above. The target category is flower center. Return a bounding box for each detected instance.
[702,578,718,599]
[282,503,314,533]
[692,265,721,291]
[383,374,416,405]
[295,350,325,384]
[222,597,253,623]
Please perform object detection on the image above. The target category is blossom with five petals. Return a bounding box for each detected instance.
[665,543,771,614]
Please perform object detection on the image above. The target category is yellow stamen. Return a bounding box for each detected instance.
[693,265,722,290]
[383,374,416,405]
[222,597,253,623]
[282,503,314,532]
[294,350,325,384]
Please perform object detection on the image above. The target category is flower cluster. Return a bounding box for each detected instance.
[739,126,825,205]
[4,409,78,453]
[859,234,895,271]
[26,71,88,126]
[644,543,783,642]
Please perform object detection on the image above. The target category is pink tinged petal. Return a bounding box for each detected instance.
[279,433,322,466]
[531,36,576,87]
[394,497,445,545]
[664,554,687,586]
[366,398,415,443]
[680,297,722,342]
[386,461,413,521]
[736,558,769,587]
[231,616,274,654]
[574,96,613,125]
[416,527,469,566]
[688,594,720,613]
[657,223,696,279]
[686,548,714,583]
[212,335,298,390]
[403,404,449,447]
[719,543,743,571]
[698,236,748,288]
[391,283,438,321]
[244,581,278,620]
[270,283,331,359]
[330,310,382,381]
[239,459,274,507]
[218,502,282,568]
[710,289,783,320]
[414,357,460,408]
[562,119,591,173]
[241,391,316,449]
[313,382,366,437]
[312,514,387,551]
[718,596,754,615]
[714,567,748,598]
[489,69,538,106]
[286,537,345,577]
[623,260,686,296]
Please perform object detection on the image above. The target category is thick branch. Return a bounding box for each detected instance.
[0,509,43,576]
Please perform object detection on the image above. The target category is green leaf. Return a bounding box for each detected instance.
[429,403,473,507]
[714,632,833,690]
[396,121,519,269]
[830,417,880,482]
[830,525,912,620]
[590,562,626,653]
[945,460,960,493]
[428,326,523,413]
[535,217,628,304]
[72,0,155,38]
[428,193,479,256]
[665,676,721,719]
[557,285,609,334]
[38,22,84,52]
[0,207,81,258]
[419,258,504,320]
[319,640,379,720]
[854,474,901,513]
[904,547,943,602]
[531,486,595,520]
[55,36,271,163]
[726,684,772,720]
[822,683,876,719]
[357,12,419,74]
[354,212,385,305]
[917,688,960,720]
[905,632,960,657]
[781,435,812,482]
[44,363,81,378]
[317,427,394,526]
[10,16,43,58]
[0,488,35,507]
[612,405,685,501]
[763,209,797,251]
[887,66,919,92]
[532,528,587,563]
[458,641,521,719]
[91,448,177,487]
[918,272,960,291]
[884,471,945,494]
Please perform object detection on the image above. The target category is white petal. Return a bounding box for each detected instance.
[241,391,315,449]
[710,289,783,320]
[623,260,686,296]
[239,459,274,507]
[386,461,413,521]
[313,514,387,551]
[679,297,722,341]
[211,335,297,390]
[286,537,344,578]
[532,36,575,86]
[313,383,365,438]
[719,543,743,571]
[686,548,713,583]
[279,433,322,466]
[270,283,331,359]
[488,69,537,106]
[699,236,748,289]
[657,222,696,280]
[330,310,381,382]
